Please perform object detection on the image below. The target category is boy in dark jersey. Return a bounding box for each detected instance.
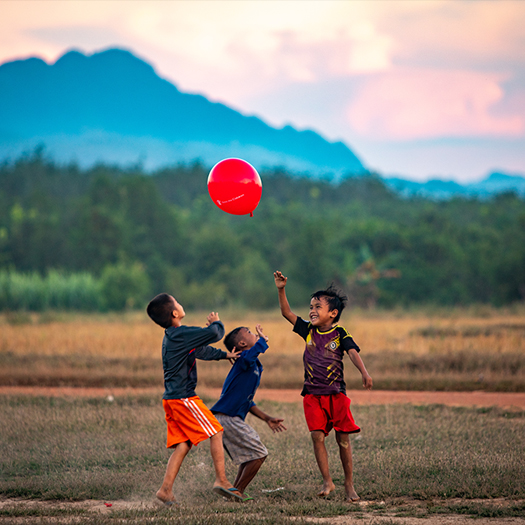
[211,324,286,499]
[273,271,373,503]
[146,293,244,506]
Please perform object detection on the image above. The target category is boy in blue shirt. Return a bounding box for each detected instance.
[212,324,286,499]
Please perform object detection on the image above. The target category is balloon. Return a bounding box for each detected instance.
[207,158,262,216]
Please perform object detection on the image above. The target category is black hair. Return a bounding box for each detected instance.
[146,293,175,328]
[223,327,247,352]
[311,284,347,323]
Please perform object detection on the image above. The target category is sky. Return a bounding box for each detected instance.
[1,0,524,182]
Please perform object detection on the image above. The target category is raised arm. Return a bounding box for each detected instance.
[273,271,297,326]
[194,344,241,362]
[176,319,225,350]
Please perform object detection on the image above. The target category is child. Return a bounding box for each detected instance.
[146,293,244,506]
[273,271,373,503]
[211,324,286,499]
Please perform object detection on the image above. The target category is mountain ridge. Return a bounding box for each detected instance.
[384,171,525,199]
[0,47,365,178]
[1,47,524,196]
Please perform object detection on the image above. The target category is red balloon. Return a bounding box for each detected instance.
[207,158,262,216]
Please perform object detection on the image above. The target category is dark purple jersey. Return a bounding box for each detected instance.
[293,317,360,396]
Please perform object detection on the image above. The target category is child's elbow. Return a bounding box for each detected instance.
[347,348,359,359]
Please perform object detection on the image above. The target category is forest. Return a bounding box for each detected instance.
[1,148,524,311]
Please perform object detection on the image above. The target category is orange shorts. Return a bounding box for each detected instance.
[162,396,223,448]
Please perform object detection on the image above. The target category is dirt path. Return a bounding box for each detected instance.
[0,496,523,525]
[1,386,524,409]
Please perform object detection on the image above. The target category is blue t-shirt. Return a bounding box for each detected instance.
[211,338,268,420]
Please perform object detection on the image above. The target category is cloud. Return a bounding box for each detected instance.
[27,26,123,51]
[113,1,394,102]
[346,69,524,140]
[381,1,525,71]
[1,0,524,180]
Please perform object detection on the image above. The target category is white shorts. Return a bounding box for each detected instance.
[214,413,268,465]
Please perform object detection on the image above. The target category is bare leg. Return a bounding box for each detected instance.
[156,441,192,504]
[209,431,242,497]
[311,430,335,497]
[336,432,359,502]
[233,456,266,494]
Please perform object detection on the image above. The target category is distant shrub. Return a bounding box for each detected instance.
[0,267,154,312]
[99,262,151,311]
[0,270,102,311]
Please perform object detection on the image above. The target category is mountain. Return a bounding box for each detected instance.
[384,171,525,199]
[0,48,366,177]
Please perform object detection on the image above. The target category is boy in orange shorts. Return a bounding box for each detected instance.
[147,293,243,506]
[274,271,373,503]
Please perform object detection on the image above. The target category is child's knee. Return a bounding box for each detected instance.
[311,430,326,443]
[335,432,350,448]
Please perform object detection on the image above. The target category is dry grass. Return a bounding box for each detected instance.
[2,307,525,357]
[0,395,523,508]
[1,307,524,391]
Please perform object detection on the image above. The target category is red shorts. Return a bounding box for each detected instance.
[162,396,223,448]
[303,393,360,436]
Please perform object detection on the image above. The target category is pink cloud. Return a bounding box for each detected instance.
[347,69,524,140]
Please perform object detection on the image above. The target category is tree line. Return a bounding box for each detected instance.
[1,148,524,311]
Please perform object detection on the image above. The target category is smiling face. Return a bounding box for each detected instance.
[309,296,338,330]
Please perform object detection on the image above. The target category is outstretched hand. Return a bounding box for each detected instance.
[206,311,220,326]
[226,347,242,364]
[255,323,268,342]
[273,271,287,289]
[267,417,287,433]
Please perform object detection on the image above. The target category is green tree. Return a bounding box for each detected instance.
[100,262,151,310]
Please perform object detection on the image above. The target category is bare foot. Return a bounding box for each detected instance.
[317,481,336,497]
[344,485,360,503]
[156,488,177,506]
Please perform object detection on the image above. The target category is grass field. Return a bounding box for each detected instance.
[1,394,524,524]
[1,307,524,523]
[1,307,524,392]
